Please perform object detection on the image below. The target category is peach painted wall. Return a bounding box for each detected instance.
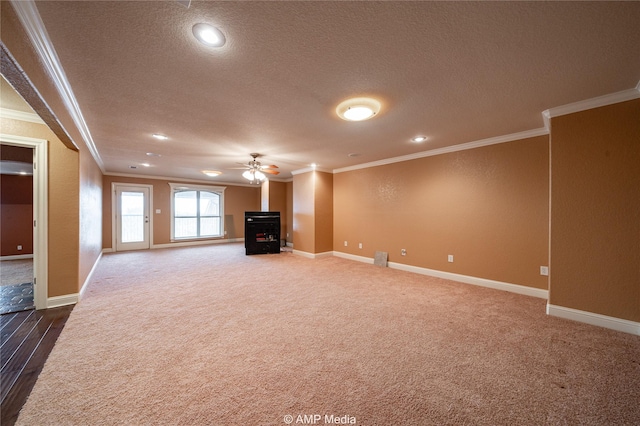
[286,181,293,244]
[267,180,287,240]
[78,149,103,290]
[1,174,33,256]
[334,135,549,289]
[292,171,333,254]
[102,175,260,248]
[292,172,315,253]
[314,172,333,254]
[549,99,640,322]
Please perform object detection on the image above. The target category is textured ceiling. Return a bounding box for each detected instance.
[20,1,640,183]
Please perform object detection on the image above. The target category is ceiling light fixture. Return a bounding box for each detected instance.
[152,134,168,140]
[146,152,162,157]
[242,169,266,183]
[411,136,427,143]
[192,23,226,48]
[203,170,222,177]
[336,97,381,121]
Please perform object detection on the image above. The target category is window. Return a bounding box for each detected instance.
[170,183,225,239]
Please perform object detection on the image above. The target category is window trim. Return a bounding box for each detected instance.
[169,183,226,240]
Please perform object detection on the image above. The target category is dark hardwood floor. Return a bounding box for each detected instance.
[1,306,73,426]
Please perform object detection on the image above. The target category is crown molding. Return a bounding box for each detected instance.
[291,166,332,176]
[0,107,44,124]
[333,127,549,174]
[542,83,640,130]
[10,0,104,171]
[104,172,264,188]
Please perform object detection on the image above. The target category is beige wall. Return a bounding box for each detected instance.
[102,175,260,248]
[549,99,640,322]
[334,136,550,289]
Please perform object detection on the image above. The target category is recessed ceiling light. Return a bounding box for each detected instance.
[336,97,381,121]
[203,170,222,177]
[146,152,162,157]
[141,163,151,167]
[411,136,428,143]
[192,23,226,48]
[152,134,168,140]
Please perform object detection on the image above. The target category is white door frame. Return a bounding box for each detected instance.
[1,134,48,310]
[111,183,153,251]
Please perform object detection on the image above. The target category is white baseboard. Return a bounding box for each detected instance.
[47,293,78,308]
[333,251,549,299]
[0,254,34,261]
[546,304,640,336]
[292,249,316,259]
[333,251,374,264]
[292,249,334,259]
[78,252,102,301]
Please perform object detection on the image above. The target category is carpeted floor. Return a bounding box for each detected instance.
[16,243,640,425]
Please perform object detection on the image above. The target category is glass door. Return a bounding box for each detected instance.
[115,185,150,251]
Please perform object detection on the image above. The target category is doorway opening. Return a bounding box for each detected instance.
[0,144,34,313]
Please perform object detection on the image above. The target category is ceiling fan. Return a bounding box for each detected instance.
[233,153,279,183]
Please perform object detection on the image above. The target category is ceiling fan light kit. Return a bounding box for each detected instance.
[236,153,279,183]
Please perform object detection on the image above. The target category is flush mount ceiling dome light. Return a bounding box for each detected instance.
[336,97,381,121]
[192,23,226,47]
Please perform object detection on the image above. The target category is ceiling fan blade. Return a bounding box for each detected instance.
[262,169,280,175]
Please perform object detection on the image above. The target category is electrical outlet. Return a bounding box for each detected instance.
[401,249,407,256]
[155,209,161,214]
[358,243,363,249]
[448,254,454,263]
[540,266,549,276]
[17,245,22,251]
[344,241,348,247]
